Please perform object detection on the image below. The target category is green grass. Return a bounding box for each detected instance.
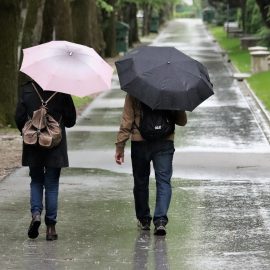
[210,26,250,72]
[0,127,18,134]
[72,96,92,110]
[209,25,270,111]
[247,72,270,110]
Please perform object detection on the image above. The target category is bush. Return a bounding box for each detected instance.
[244,0,262,34]
[258,27,270,48]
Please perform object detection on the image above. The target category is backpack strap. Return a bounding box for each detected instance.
[31,82,58,106]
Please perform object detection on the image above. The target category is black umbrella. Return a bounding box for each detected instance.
[115,46,214,111]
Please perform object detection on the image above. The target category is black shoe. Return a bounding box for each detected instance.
[154,219,167,236]
[28,214,41,239]
[137,219,151,231]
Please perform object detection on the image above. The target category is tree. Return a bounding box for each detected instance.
[255,0,270,28]
[138,0,177,36]
[40,0,56,43]
[245,0,262,34]
[119,1,140,46]
[89,0,105,54]
[71,0,105,54]
[70,0,92,46]
[18,0,45,86]
[208,0,270,28]
[55,0,73,41]
[0,0,20,126]
[142,1,151,36]
[102,0,117,57]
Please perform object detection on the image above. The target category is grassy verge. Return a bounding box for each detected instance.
[210,26,250,72]
[0,127,18,134]
[247,72,270,109]
[72,96,92,111]
[209,25,270,111]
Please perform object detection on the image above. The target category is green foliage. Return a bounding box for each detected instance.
[210,26,250,72]
[244,0,262,34]
[213,3,238,26]
[193,0,202,17]
[247,72,270,111]
[258,27,270,47]
[135,0,177,12]
[210,25,270,112]
[175,11,196,18]
[175,1,199,19]
[175,3,197,18]
[72,96,92,110]
[97,0,113,13]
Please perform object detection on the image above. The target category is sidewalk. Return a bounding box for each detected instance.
[1,18,270,270]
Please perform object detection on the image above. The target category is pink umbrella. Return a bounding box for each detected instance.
[20,41,113,97]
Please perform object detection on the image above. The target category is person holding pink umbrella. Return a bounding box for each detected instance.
[15,79,76,241]
[15,41,113,240]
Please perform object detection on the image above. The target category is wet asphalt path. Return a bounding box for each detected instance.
[1,19,270,270]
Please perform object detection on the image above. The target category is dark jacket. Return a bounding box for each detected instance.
[115,94,187,151]
[15,81,76,168]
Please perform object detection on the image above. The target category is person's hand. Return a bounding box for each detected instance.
[115,149,124,165]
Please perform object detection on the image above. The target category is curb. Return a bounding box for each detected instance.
[226,54,270,144]
[226,58,270,124]
[206,24,270,144]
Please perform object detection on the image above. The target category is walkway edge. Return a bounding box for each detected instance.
[206,26,270,144]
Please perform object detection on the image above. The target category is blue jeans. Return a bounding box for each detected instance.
[29,167,61,225]
[131,140,175,225]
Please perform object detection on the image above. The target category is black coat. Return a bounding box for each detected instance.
[15,81,76,168]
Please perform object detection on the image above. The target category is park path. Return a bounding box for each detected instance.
[1,19,270,270]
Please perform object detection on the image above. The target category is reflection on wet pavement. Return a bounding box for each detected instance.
[2,165,270,269]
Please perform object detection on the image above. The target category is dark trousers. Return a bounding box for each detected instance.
[29,167,61,225]
[131,140,175,224]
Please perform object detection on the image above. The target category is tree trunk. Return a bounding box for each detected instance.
[142,3,151,36]
[122,3,139,46]
[70,0,92,46]
[160,2,174,23]
[102,0,117,57]
[0,0,20,126]
[96,7,106,56]
[40,0,56,43]
[241,0,247,33]
[89,0,105,54]
[55,0,73,41]
[18,0,45,86]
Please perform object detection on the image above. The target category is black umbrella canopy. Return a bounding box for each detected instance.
[115,46,214,111]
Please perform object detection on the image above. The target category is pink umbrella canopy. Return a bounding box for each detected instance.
[20,41,113,97]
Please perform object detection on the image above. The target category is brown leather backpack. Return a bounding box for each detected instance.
[22,83,62,148]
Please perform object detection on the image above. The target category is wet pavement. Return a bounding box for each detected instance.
[1,19,270,269]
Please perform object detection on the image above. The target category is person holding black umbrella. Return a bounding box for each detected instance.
[115,94,187,236]
[114,46,213,235]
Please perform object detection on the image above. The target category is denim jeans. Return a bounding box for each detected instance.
[29,167,61,225]
[131,140,175,225]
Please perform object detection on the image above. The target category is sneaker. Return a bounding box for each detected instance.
[154,219,167,236]
[28,213,41,239]
[137,219,151,231]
